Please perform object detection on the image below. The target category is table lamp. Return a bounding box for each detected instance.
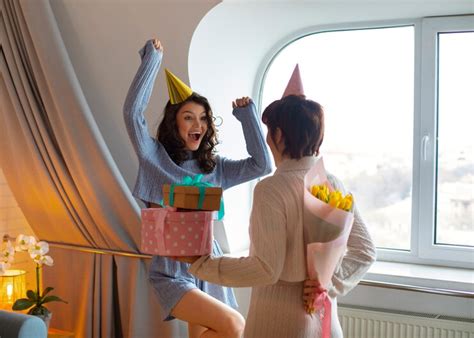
[0,269,26,310]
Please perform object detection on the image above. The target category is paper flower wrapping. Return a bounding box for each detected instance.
[303,157,355,337]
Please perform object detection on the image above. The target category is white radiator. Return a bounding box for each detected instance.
[338,305,474,338]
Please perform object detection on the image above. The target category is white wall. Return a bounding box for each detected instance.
[189,1,474,320]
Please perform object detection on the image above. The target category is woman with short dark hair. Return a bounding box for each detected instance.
[179,68,376,337]
[262,94,324,160]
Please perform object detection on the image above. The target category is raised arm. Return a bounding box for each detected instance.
[123,39,163,158]
[188,180,286,287]
[220,98,272,189]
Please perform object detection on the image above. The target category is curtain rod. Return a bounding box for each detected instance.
[2,234,152,259]
[3,235,472,299]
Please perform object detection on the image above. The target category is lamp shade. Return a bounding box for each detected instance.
[0,269,26,310]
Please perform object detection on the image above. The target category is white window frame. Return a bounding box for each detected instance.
[417,15,474,265]
[258,15,474,269]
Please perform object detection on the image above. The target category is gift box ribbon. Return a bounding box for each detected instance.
[168,174,225,220]
[312,289,331,338]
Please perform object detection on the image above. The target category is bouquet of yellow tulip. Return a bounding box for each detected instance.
[303,158,355,328]
[310,184,353,212]
[305,185,352,316]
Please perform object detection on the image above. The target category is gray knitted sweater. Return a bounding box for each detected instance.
[123,40,272,205]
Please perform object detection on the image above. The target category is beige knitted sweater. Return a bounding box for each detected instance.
[189,156,376,296]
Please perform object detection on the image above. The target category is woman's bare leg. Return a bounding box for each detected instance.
[171,289,245,338]
[188,323,207,338]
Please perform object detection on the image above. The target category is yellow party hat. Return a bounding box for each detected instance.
[165,69,193,104]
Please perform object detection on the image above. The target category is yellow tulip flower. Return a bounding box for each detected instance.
[318,189,329,203]
[328,191,343,208]
[341,194,353,211]
[309,185,353,212]
[311,185,320,197]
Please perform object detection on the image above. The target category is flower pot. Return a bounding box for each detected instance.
[35,312,52,330]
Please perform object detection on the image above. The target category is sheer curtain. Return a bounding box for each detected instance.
[0,0,177,336]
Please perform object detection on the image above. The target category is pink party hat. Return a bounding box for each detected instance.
[282,64,305,98]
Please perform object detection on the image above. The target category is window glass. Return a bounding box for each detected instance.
[436,31,474,247]
[261,26,414,250]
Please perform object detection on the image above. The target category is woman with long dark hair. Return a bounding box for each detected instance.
[123,38,272,337]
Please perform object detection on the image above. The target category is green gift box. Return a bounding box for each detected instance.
[163,175,223,212]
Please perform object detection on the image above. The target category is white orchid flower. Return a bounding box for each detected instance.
[33,254,54,267]
[0,261,11,275]
[15,234,36,252]
[1,241,15,263]
[29,241,49,258]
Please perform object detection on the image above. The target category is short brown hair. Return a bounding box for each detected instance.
[262,95,324,159]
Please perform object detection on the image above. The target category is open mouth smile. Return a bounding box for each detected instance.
[188,132,202,142]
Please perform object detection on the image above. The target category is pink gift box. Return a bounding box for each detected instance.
[140,208,214,256]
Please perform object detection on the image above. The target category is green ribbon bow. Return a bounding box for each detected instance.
[168,174,225,220]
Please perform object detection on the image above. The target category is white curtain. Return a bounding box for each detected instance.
[0,0,177,336]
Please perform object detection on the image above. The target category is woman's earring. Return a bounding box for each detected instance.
[213,116,223,127]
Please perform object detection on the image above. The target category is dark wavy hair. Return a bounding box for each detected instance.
[156,93,218,173]
[262,95,324,159]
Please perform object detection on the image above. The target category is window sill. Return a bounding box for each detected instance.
[365,260,474,294]
[225,250,474,295]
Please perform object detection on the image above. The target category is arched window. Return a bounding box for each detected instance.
[260,17,473,267]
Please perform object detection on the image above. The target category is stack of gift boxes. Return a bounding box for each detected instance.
[140,177,222,256]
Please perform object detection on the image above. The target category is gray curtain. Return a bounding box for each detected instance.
[0,0,177,336]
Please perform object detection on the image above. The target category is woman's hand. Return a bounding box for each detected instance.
[303,279,326,315]
[232,96,251,109]
[169,255,201,264]
[152,38,163,52]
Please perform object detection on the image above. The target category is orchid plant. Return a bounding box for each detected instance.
[1,234,67,316]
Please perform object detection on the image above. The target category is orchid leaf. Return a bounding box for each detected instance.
[12,298,35,311]
[26,290,37,301]
[40,295,68,305]
[41,287,54,298]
